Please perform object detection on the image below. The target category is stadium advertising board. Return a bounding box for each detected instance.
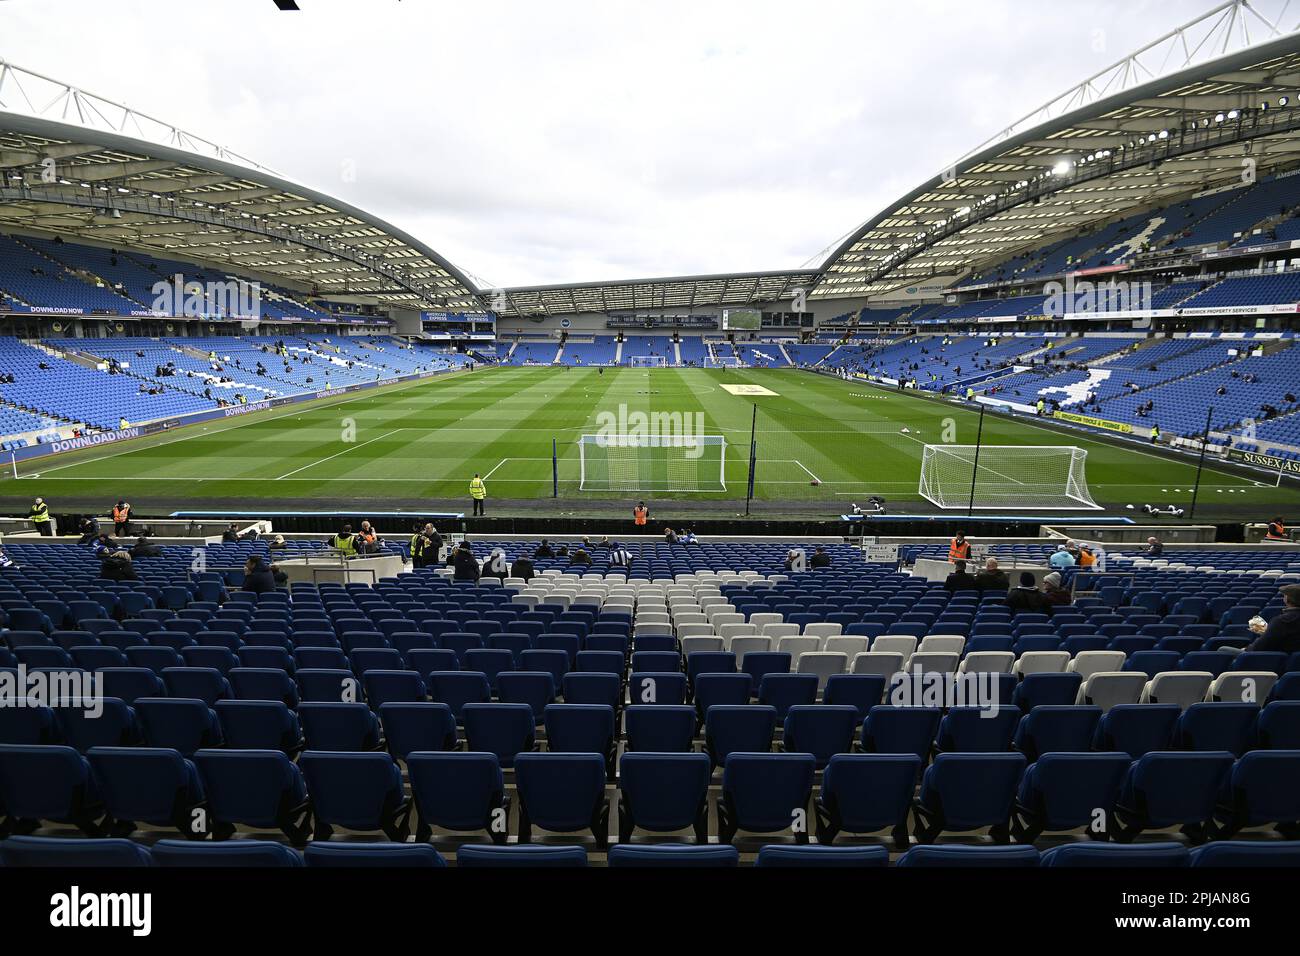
[1227,449,1300,476]
[1054,410,1133,434]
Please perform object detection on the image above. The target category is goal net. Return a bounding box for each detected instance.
[629,355,668,368]
[918,444,1101,510]
[578,433,726,492]
[704,355,743,368]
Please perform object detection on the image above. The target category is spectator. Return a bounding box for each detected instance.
[77,517,102,545]
[975,557,1009,592]
[681,529,698,545]
[633,501,649,529]
[534,539,556,559]
[99,550,138,582]
[1049,545,1076,570]
[356,521,380,555]
[452,542,481,581]
[221,523,241,543]
[569,548,592,567]
[511,554,535,582]
[0,542,18,570]
[663,527,679,544]
[1041,571,1071,607]
[1266,516,1288,541]
[1144,536,1163,556]
[242,556,278,594]
[130,535,163,559]
[1246,584,1300,653]
[944,559,978,592]
[610,541,632,568]
[269,534,288,551]
[481,548,510,580]
[1007,571,1050,615]
[810,546,831,568]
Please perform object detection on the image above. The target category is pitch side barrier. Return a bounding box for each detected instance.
[5,366,459,467]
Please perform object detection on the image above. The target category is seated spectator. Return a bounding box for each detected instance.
[99,551,138,582]
[130,535,163,559]
[974,557,1009,592]
[242,556,278,594]
[76,517,102,545]
[268,534,288,551]
[221,523,241,543]
[569,548,592,567]
[663,527,679,544]
[1144,536,1163,556]
[944,559,978,592]
[1007,571,1050,615]
[0,543,19,570]
[452,542,481,581]
[356,521,380,555]
[1266,516,1288,541]
[534,539,556,558]
[1246,584,1300,654]
[1041,571,1071,607]
[1049,545,1076,570]
[511,554,535,582]
[609,542,632,568]
[810,545,831,568]
[681,529,698,545]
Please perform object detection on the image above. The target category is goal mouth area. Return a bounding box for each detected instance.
[576,433,728,493]
[917,443,1104,511]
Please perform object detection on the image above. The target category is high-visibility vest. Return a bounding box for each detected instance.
[113,505,129,523]
[469,477,486,500]
[29,503,49,524]
[333,534,357,556]
[1267,521,1287,540]
[1079,547,1097,567]
[949,538,971,561]
[633,506,648,526]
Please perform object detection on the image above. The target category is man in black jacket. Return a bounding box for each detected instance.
[1246,584,1300,654]
[534,539,556,559]
[974,557,1010,593]
[452,542,481,581]
[1007,572,1051,615]
[511,555,535,581]
[944,560,979,592]
[242,556,278,594]
[130,535,164,559]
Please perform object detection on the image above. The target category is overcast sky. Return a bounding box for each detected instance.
[3,0,1221,288]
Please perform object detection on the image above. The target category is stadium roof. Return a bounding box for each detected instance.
[0,62,480,310]
[490,270,820,318]
[814,1,1300,298]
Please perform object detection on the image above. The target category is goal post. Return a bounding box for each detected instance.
[704,356,743,369]
[578,433,726,492]
[918,444,1101,510]
[629,355,668,368]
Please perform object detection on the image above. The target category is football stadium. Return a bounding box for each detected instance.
[1,0,1300,923]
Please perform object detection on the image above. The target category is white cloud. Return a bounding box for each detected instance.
[3,0,1211,287]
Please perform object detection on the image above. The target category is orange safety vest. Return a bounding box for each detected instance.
[633,506,648,526]
[113,505,129,523]
[1267,521,1287,540]
[949,538,971,561]
[1078,547,1096,568]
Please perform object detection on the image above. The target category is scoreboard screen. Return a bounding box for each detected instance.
[722,308,762,331]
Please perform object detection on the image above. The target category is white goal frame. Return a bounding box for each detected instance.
[578,433,727,492]
[704,356,743,369]
[629,355,668,368]
[918,444,1102,511]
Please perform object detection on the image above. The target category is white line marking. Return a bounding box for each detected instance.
[483,458,509,479]
[277,428,405,479]
[792,459,823,483]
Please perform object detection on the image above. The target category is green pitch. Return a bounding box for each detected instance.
[1,365,1297,515]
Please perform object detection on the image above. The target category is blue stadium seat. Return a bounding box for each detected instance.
[304,842,446,867]
[1211,750,1300,840]
[1112,752,1235,844]
[1040,842,1190,867]
[753,844,889,867]
[192,749,311,845]
[624,705,697,753]
[86,746,205,838]
[1093,704,1179,758]
[913,752,1026,844]
[544,704,616,777]
[608,844,740,867]
[299,751,411,842]
[1013,705,1102,762]
[704,705,776,769]
[782,705,857,768]
[1173,702,1259,756]
[815,753,918,849]
[717,752,816,844]
[408,751,509,843]
[896,844,1041,867]
[298,702,382,752]
[462,703,537,768]
[214,700,302,754]
[455,844,587,867]
[617,752,711,844]
[1011,752,1131,842]
[379,702,458,760]
[514,752,610,849]
[1189,841,1300,867]
[150,839,303,867]
[1258,701,1300,749]
[0,834,151,867]
[0,743,104,835]
[134,698,222,756]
